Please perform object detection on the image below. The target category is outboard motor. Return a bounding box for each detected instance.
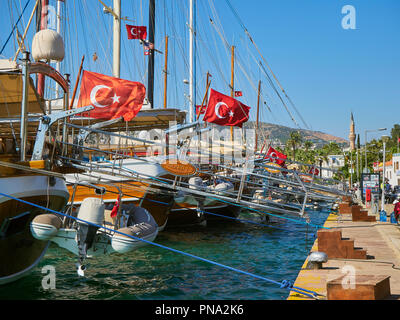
[188,177,206,217]
[76,198,105,274]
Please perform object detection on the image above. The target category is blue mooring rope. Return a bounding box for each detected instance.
[0,191,320,299]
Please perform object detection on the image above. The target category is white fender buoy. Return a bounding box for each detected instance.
[30,214,62,240]
[208,181,234,194]
[111,207,158,253]
[188,177,203,190]
[111,227,140,254]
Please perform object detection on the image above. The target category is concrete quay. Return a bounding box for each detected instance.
[288,198,400,300]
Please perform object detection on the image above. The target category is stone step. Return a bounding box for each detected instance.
[352,209,376,222]
[338,203,353,214]
[327,275,391,300]
[317,229,367,259]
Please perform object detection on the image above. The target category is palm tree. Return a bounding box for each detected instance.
[304,140,313,153]
[288,131,302,161]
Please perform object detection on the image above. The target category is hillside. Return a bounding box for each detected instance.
[244,121,349,148]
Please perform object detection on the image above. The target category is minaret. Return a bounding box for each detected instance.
[349,112,356,150]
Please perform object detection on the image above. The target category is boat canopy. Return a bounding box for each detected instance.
[0,72,44,117]
[69,108,187,131]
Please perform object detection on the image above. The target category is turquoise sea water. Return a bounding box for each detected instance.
[0,209,330,300]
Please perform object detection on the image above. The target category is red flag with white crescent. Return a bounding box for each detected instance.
[203,89,250,127]
[264,146,287,166]
[196,105,206,115]
[76,70,146,121]
[309,166,320,176]
[126,25,147,40]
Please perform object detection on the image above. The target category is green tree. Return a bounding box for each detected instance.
[304,140,313,153]
[390,124,400,143]
[389,124,400,153]
[287,131,302,161]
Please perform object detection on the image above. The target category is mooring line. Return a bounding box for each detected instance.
[0,191,320,299]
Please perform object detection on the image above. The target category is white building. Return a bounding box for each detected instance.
[393,153,400,186]
[373,153,400,187]
[320,154,345,179]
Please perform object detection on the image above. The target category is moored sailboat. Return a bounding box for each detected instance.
[0,40,73,284]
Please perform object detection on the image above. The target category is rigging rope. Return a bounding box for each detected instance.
[207,3,299,129]
[222,0,310,130]
[0,0,31,55]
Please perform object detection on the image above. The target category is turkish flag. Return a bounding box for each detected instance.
[203,89,250,127]
[126,25,147,40]
[234,91,242,97]
[309,166,320,176]
[110,197,120,218]
[264,146,287,166]
[196,105,206,115]
[77,70,146,121]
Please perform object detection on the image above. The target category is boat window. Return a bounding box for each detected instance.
[0,211,32,239]
[95,187,106,195]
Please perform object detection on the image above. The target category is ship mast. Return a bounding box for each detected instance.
[36,0,48,97]
[147,0,155,108]
[189,0,196,123]
[255,80,261,153]
[55,0,63,97]
[112,0,121,78]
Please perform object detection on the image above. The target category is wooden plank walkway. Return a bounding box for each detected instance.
[288,208,400,300]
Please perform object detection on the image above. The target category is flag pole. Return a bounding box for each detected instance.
[69,55,85,110]
[196,76,211,120]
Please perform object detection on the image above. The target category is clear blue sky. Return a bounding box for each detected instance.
[226,0,400,141]
[1,0,399,142]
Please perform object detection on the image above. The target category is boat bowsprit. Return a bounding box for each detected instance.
[30,197,159,274]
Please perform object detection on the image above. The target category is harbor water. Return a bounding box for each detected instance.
[0,209,330,300]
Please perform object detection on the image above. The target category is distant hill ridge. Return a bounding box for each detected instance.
[244,121,349,147]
